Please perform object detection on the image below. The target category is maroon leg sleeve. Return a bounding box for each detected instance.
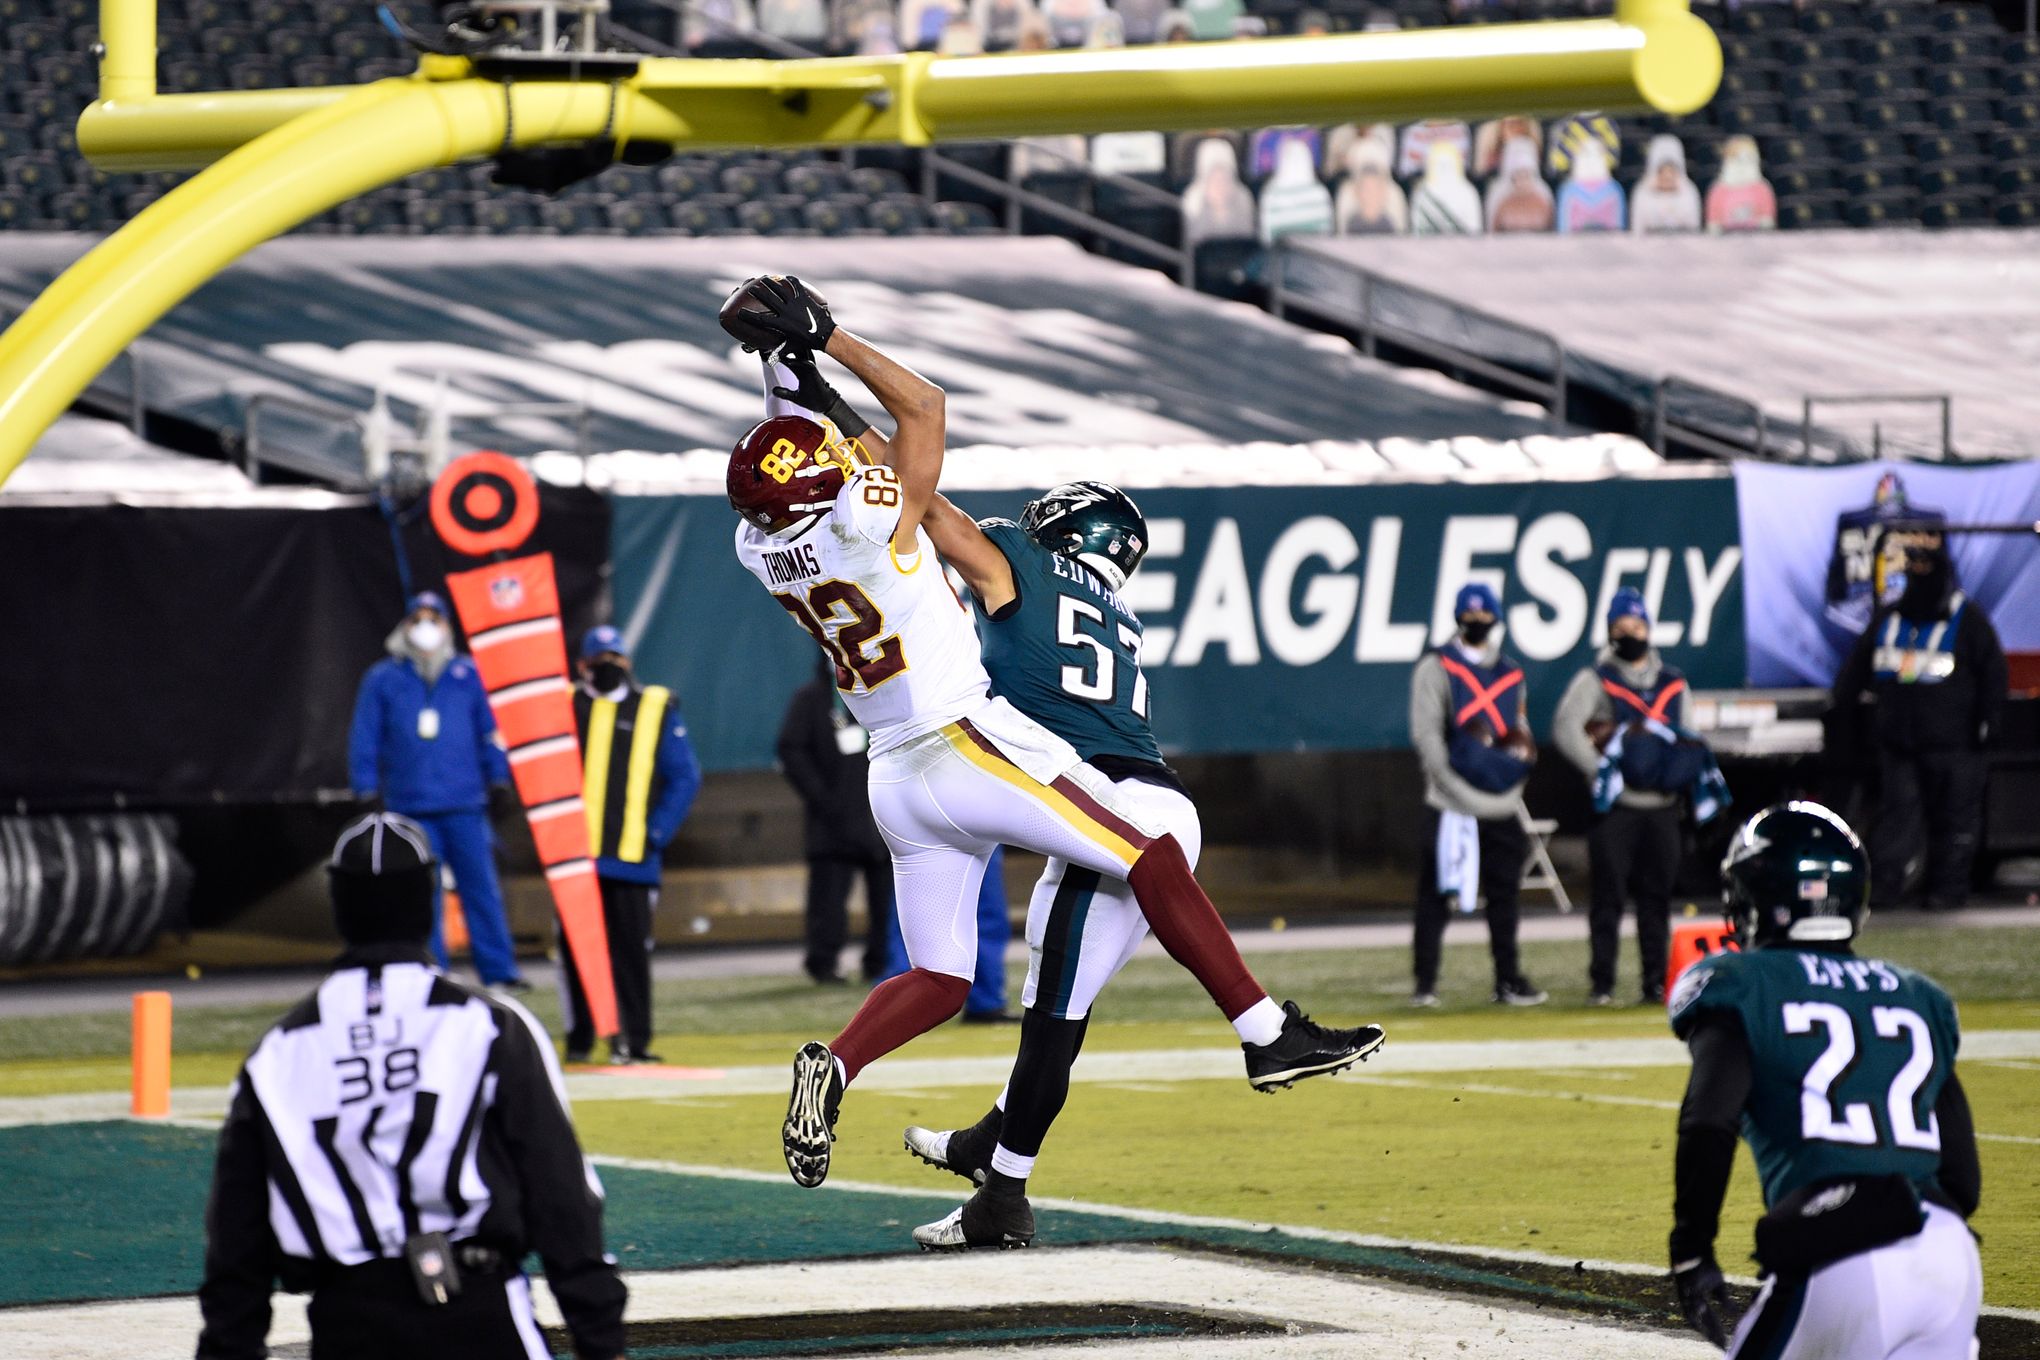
[830,968,971,1084]
[1125,835,1268,1021]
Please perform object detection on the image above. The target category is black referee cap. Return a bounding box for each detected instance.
[328,812,437,947]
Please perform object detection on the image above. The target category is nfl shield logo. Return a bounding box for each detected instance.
[490,575,525,610]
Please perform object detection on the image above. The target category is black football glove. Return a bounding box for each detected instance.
[771,348,870,437]
[487,782,520,824]
[1671,1254,1733,1348]
[749,274,837,354]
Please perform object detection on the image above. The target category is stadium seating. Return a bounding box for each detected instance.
[3,0,2037,246]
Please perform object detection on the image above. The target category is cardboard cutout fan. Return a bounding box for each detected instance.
[430,451,618,1040]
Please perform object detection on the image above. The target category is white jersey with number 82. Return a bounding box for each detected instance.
[737,464,990,757]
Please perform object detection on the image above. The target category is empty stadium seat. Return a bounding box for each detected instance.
[866,195,931,234]
[1844,188,1920,228]
[1920,190,1991,228]
[538,198,611,234]
[669,199,740,235]
[473,194,544,233]
[605,198,667,235]
[721,161,784,198]
[800,197,865,235]
[736,197,811,234]
[931,200,1000,234]
[651,161,712,199]
[847,166,912,198]
[1995,194,2040,225]
[783,162,849,199]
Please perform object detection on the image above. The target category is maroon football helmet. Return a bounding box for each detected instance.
[728,414,859,537]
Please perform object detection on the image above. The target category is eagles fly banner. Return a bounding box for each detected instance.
[613,473,1747,770]
[1735,460,2040,688]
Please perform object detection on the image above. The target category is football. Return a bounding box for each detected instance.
[717,274,829,352]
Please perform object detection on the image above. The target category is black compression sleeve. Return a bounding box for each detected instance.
[1670,1014,1752,1263]
[1933,1072,1981,1218]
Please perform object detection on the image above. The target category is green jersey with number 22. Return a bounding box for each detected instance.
[1669,947,1961,1207]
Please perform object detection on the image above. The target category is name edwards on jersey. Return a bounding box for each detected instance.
[764,542,823,586]
[1045,539,1136,618]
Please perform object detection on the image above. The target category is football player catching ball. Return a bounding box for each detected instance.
[721,275,1384,1223]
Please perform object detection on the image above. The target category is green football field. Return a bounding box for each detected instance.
[2,920,2036,1353]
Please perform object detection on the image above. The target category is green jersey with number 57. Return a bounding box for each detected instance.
[1669,947,1961,1207]
[974,518,1162,767]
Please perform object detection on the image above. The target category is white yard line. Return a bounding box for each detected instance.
[5,1029,2036,1133]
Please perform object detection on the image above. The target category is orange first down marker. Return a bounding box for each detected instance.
[131,990,171,1118]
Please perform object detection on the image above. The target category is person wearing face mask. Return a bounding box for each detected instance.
[1407,582,1547,1008]
[1830,538,2007,913]
[1555,587,1701,1005]
[564,625,703,1064]
[348,591,527,991]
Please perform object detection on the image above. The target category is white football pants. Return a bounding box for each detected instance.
[1021,777,1201,1020]
[865,698,1164,981]
[1727,1203,1980,1360]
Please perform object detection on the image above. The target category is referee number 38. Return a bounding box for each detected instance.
[335,1022,422,1105]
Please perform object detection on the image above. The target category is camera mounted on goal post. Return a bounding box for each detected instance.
[377,0,644,78]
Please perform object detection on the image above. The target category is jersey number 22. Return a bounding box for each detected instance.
[1783,1001,1941,1152]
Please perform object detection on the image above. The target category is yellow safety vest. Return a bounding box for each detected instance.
[579,685,670,863]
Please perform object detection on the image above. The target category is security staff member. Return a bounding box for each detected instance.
[566,626,702,1064]
[1556,587,1692,1005]
[1832,537,2007,912]
[196,813,626,1360]
[1408,582,1547,1008]
[777,655,906,986]
[349,591,527,991]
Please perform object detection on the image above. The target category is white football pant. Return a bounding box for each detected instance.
[1727,1203,1980,1360]
[865,697,1163,981]
[1022,777,1201,1020]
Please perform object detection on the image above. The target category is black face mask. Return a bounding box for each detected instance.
[589,661,629,692]
[1897,559,1951,622]
[1458,619,1494,646]
[1612,634,1650,663]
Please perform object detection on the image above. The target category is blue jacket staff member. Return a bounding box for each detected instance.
[348,591,527,991]
[1407,583,1547,1008]
[567,626,701,1064]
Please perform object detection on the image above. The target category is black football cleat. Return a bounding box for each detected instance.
[902,1122,995,1186]
[782,1041,843,1188]
[913,1188,1036,1250]
[1243,1001,1385,1092]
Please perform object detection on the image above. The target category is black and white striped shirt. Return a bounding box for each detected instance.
[197,944,625,1359]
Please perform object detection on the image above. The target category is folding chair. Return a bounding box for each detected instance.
[1517,801,1574,913]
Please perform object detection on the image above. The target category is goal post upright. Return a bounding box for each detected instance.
[0,0,1719,485]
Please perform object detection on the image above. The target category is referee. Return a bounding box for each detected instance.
[196,813,627,1360]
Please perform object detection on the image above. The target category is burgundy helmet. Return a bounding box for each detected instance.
[728,414,858,538]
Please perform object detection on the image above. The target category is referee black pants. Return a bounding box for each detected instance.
[561,878,656,1057]
[307,1261,547,1359]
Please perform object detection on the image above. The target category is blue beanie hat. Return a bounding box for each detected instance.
[1454,582,1501,618]
[406,590,448,618]
[580,624,629,661]
[1607,586,1650,626]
